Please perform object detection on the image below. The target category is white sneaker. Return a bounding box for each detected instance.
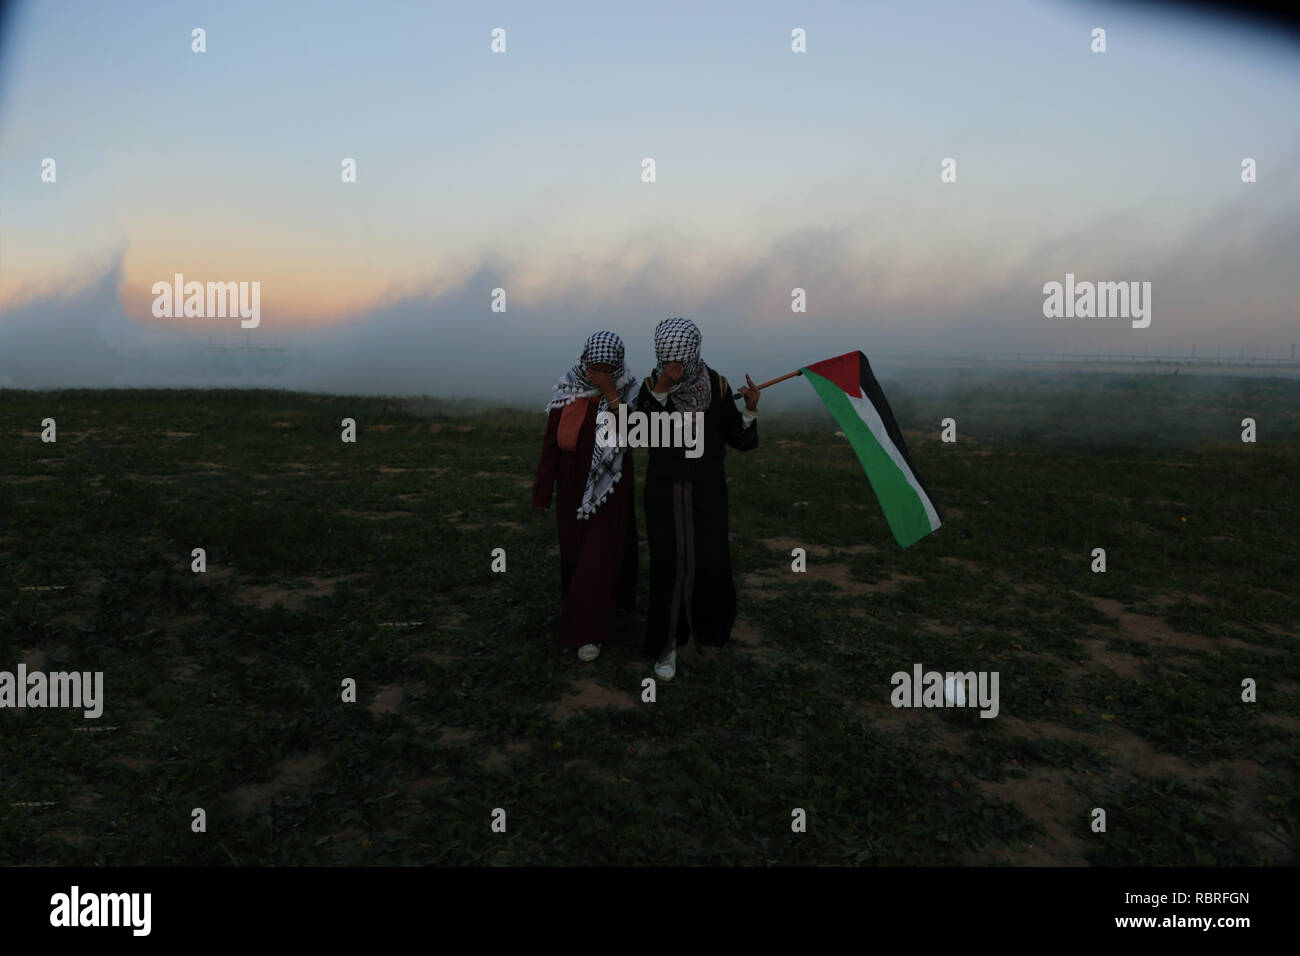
[654,648,677,681]
[578,643,600,661]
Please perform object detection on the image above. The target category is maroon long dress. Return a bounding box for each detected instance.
[532,400,638,647]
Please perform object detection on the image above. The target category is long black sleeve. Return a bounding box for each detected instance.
[635,379,662,415]
[719,375,758,451]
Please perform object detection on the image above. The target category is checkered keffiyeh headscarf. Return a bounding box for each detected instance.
[546,331,638,520]
[652,317,712,413]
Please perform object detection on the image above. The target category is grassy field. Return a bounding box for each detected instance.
[1,371,1297,865]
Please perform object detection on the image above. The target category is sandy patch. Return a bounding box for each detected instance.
[760,536,878,556]
[1070,638,1148,682]
[996,715,1198,781]
[228,753,329,815]
[547,679,638,721]
[809,566,918,595]
[987,713,1286,861]
[233,574,363,611]
[1089,597,1274,655]
[481,740,532,771]
[975,768,1089,865]
[745,558,917,596]
[729,619,788,665]
[196,567,238,585]
[849,697,971,752]
[368,685,404,716]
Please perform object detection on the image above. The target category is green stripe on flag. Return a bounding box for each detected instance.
[802,368,936,547]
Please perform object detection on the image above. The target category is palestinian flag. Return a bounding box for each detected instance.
[800,351,942,548]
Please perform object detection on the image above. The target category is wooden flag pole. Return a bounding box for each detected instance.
[729,369,801,400]
[754,370,802,390]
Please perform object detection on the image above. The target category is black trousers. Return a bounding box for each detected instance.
[643,473,738,659]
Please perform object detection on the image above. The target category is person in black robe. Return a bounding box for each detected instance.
[636,317,759,680]
[532,332,639,661]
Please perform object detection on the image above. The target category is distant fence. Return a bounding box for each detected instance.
[879,351,1300,368]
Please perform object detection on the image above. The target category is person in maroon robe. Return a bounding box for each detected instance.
[532,332,639,660]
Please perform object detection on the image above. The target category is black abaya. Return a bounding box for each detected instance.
[638,367,757,659]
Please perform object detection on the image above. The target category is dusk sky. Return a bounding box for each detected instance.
[1,0,1297,397]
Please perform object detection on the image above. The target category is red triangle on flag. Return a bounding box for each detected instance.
[802,351,863,399]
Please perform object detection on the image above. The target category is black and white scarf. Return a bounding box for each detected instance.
[547,331,638,520]
[651,317,712,413]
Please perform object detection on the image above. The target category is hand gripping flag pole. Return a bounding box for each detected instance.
[728,370,803,398]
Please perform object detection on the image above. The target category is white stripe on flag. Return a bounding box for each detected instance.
[845,391,942,531]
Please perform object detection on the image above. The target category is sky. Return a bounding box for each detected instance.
[1,0,1297,399]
